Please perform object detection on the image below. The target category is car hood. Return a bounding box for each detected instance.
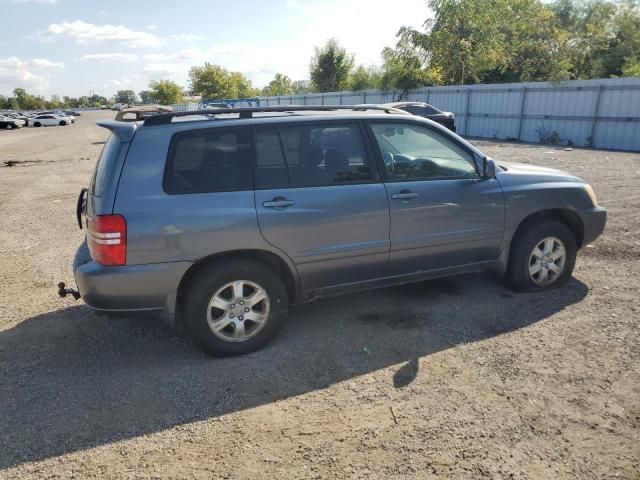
[497,161,584,184]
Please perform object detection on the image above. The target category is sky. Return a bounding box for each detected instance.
[0,0,428,98]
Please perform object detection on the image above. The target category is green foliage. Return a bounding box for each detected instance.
[380,47,437,94]
[262,73,295,96]
[384,0,640,87]
[12,88,45,110]
[149,80,184,105]
[292,80,313,94]
[188,63,257,99]
[114,89,137,105]
[622,56,640,76]
[138,90,153,104]
[348,65,382,91]
[310,38,354,92]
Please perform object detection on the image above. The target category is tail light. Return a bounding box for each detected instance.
[88,214,126,266]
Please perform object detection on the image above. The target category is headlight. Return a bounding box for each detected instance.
[584,184,598,206]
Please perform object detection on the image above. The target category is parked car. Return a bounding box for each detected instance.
[60,105,606,357]
[0,115,23,129]
[38,111,75,123]
[0,114,26,127]
[384,102,456,132]
[114,105,172,122]
[28,114,71,127]
[63,110,81,117]
[112,103,128,111]
[5,112,30,124]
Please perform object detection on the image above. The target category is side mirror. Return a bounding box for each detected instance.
[482,157,496,180]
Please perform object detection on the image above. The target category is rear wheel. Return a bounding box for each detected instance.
[5,124,13,130]
[182,260,289,356]
[507,219,576,292]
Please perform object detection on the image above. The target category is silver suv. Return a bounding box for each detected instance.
[60,106,606,356]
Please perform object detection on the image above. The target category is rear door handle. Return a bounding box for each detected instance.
[263,197,295,209]
[391,190,419,200]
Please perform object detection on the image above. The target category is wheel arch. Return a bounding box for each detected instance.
[512,209,584,249]
[175,249,301,328]
[495,208,584,275]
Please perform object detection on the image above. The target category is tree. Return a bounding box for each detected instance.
[552,0,640,79]
[348,65,382,91]
[12,88,44,110]
[115,89,137,105]
[148,80,184,105]
[292,80,313,94]
[262,73,295,96]
[385,0,640,86]
[139,90,153,104]
[380,47,436,95]
[309,38,354,92]
[188,63,256,99]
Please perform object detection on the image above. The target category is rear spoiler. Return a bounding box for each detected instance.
[95,120,137,142]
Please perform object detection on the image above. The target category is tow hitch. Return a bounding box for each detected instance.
[57,282,81,300]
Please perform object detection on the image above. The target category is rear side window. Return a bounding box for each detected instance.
[90,133,121,197]
[164,126,252,194]
[254,124,371,189]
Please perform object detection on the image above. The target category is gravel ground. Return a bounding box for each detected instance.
[0,111,638,479]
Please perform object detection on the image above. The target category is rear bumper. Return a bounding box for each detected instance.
[73,241,191,322]
[580,206,607,246]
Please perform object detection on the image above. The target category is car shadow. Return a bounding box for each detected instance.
[0,273,588,470]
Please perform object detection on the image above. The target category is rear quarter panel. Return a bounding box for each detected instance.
[113,125,298,274]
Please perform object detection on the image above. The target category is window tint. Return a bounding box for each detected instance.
[254,124,371,189]
[164,127,252,194]
[90,133,120,196]
[371,123,477,181]
[403,105,441,116]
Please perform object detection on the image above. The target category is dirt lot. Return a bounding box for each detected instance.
[0,110,638,479]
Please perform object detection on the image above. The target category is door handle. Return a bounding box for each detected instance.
[263,197,295,209]
[391,190,419,200]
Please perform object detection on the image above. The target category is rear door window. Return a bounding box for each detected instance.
[254,123,372,189]
[164,126,252,194]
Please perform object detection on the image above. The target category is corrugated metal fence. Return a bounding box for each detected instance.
[174,77,640,151]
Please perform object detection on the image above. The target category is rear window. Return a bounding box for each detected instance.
[90,134,121,197]
[164,126,252,194]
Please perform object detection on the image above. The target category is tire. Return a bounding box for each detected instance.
[6,124,12,130]
[34,122,41,127]
[507,219,577,292]
[59,121,66,126]
[182,259,289,356]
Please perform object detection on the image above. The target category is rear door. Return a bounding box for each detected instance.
[253,121,390,291]
[368,121,504,275]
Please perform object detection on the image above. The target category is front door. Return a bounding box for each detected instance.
[368,122,505,275]
[254,122,390,291]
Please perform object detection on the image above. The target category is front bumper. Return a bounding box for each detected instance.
[580,206,607,246]
[73,241,191,319]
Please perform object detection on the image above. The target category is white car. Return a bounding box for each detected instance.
[28,114,72,127]
[0,115,26,127]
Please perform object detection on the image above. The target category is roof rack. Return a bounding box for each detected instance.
[143,104,408,126]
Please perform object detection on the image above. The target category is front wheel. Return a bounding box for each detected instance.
[6,124,13,130]
[33,122,41,127]
[507,219,577,292]
[182,260,289,356]
[59,121,67,126]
